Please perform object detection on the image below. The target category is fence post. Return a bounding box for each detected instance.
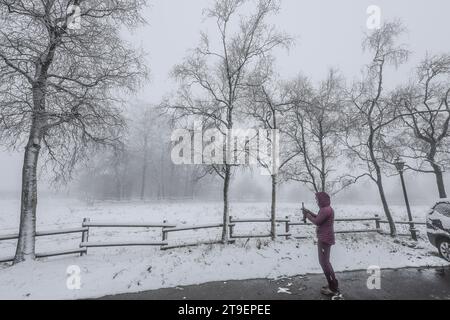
[410,226,418,241]
[374,214,381,233]
[285,216,290,240]
[229,216,234,239]
[80,218,90,256]
[162,220,168,243]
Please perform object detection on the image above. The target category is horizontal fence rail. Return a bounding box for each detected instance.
[0,226,88,262]
[335,218,381,222]
[84,222,177,228]
[37,248,87,259]
[379,220,426,226]
[163,223,224,233]
[161,223,228,250]
[0,256,14,263]
[231,218,290,223]
[0,227,89,241]
[80,241,168,248]
[230,216,293,239]
[162,240,227,251]
[0,214,425,264]
[0,234,19,241]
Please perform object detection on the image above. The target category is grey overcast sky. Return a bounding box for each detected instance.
[1,0,450,193]
[133,0,450,104]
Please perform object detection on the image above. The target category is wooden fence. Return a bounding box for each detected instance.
[80,218,174,253]
[0,214,424,263]
[230,217,291,239]
[0,227,88,263]
[378,219,426,237]
[161,223,233,250]
[287,216,383,240]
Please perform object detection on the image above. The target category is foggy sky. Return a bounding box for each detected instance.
[1,0,449,202]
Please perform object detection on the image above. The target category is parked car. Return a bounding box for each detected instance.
[427,200,450,262]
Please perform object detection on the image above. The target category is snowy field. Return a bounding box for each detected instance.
[0,198,448,300]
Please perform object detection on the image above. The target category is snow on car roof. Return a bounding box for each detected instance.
[435,199,450,204]
[428,199,450,214]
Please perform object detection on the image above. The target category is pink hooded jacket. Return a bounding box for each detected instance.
[306,192,335,245]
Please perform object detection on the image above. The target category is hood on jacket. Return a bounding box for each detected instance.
[316,192,331,208]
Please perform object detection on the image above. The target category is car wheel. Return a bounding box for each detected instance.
[438,238,450,262]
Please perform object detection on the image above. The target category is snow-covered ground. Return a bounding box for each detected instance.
[0,198,448,300]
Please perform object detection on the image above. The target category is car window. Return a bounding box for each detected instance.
[435,203,450,217]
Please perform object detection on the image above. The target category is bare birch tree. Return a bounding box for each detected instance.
[393,54,450,198]
[165,0,292,243]
[284,70,350,195]
[243,70,297,239]
[0,0,147,263]
[343,21,410,236]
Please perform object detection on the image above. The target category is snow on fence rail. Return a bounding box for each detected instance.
[290,216,382,240]
[230,216,383,240]
[230,217,292,239]
[377,219,425,237]
[78,218,173,254]
[0,227,88,263]
[0,214,423,263]
[161,223,232,250]
[0,219,174,263]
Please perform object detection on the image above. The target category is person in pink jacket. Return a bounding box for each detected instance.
[303,192,340,296]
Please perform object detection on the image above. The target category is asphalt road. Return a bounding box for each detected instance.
[100,267,450,300]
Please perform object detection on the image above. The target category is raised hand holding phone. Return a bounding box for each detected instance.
[302,202,307,223]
